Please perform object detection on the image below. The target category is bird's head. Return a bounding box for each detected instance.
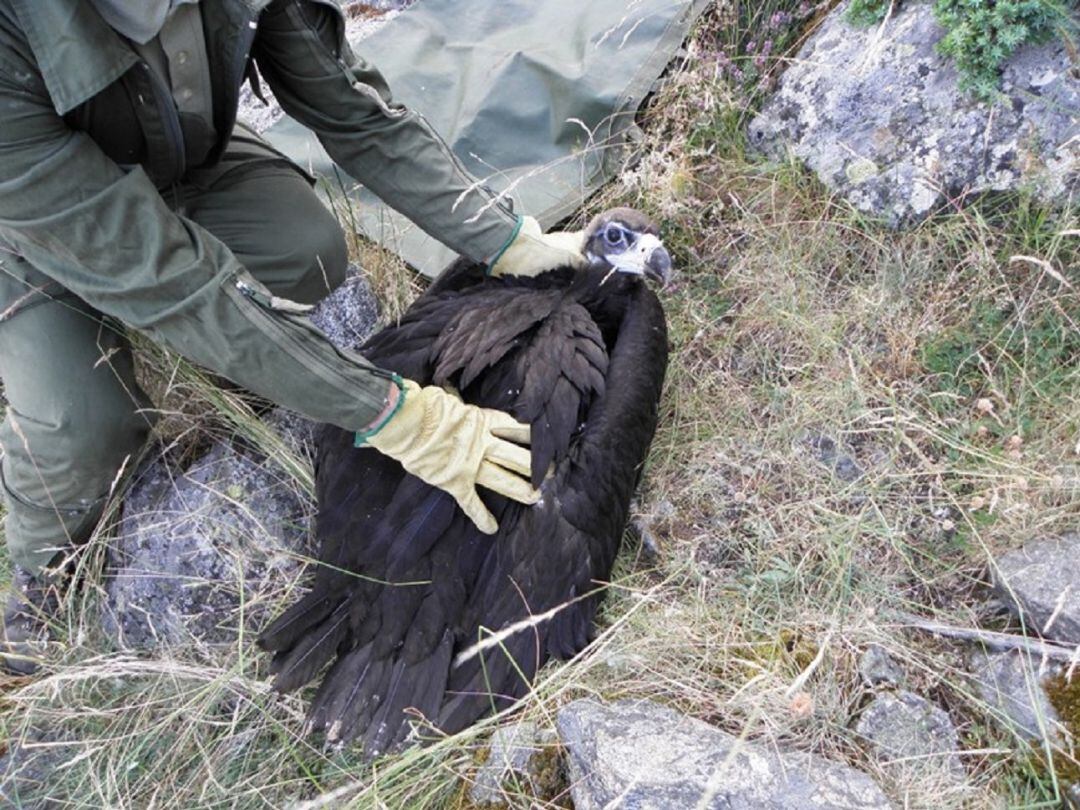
[582,208,673,286]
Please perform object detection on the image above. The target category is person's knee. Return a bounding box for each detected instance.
[1,407,150,572]
[284,213,349,304]
[71,406,152,470]
[3,402,150,509]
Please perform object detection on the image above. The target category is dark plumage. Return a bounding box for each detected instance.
[258,208,670,755]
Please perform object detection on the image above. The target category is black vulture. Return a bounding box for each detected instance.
[258,208,670,755]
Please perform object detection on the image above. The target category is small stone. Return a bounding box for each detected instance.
[788,690,815,719]
[557,698,891,809]
[469,722,561,807]
[308,266,381,351]
[859,645,904,687]
[969,650,1064,741]
[0,726,77,806]
[803,433,865,483]
[855,690,964,783]
[993,532,1080,644]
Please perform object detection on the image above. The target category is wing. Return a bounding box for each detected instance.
[258,268,668,755]
[439,284,668,731]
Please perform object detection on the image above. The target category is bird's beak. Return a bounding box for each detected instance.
[645,244,673,287]
[608,234,674,287]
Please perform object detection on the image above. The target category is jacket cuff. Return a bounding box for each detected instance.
[484,215,524,275]
[354,374,406,446]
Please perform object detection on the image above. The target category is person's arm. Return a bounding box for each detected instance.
[0,41,394,432]
[253,1,585,273]
[0,33,537,531]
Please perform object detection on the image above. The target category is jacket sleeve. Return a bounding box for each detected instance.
[0,44,394,431]
[253,0,519,264]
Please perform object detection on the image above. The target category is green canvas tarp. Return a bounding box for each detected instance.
[265,0,708,277]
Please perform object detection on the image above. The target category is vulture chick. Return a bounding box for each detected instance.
[258,208,671,755]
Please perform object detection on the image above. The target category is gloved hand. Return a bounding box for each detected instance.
[358,379,538,533]
[488,216,587,278]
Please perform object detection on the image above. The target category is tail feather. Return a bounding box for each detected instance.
[257,590,343,652]
[306,642,375,736]
[361,628,454,756]
[270,601,351,692]
[390,629,453,748]
[439,634,540,733]
[309,630,455,751]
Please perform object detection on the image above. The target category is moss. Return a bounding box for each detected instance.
[847,0,893,28]
[456,738,573,810]
[531,743,573,808]
[1032,672,1080,792]
[735,629,821,674]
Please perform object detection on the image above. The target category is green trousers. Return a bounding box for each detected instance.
[0,128,348,573]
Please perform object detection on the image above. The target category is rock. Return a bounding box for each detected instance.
[0,725,76,808]
[557,698,892,809]
[748,1,1078,226]
[469,722,562,807]
[803,433,864,483]
[104,269,380,647]
[969,650,1065,742]
[308,269,381,353]
[993,532,1080,644]
[859,645,904,688]
[855,690,964,783]
[102,432,317,646]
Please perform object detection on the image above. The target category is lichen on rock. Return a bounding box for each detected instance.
[748,0,1078,227]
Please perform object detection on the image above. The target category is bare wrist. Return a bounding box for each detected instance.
[360,379,402,433]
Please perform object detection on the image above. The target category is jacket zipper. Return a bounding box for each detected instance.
[231,278,398,385]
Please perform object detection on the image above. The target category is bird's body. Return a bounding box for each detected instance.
[259,210,669,755]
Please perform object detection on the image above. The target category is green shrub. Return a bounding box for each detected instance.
[846,0,893,26]
[934,0,1063,98]
[845,0,1072,99]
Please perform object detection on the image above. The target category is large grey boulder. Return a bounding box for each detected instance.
[748,0,1078,226]
[557,699,892,809]
[855,690,964,784]
[103,269,380,647]
[993,532,1080,644]
[102,430,316,647]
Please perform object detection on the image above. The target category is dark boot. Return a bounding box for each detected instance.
[0,566,64,676]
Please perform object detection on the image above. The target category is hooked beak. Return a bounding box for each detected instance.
[607,234,674,287]
[645,244,673,286]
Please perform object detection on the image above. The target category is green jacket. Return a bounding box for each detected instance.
[0,0,518,430]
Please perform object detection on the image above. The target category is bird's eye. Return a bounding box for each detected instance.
[603,224,624,245]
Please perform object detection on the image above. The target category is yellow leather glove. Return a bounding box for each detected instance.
[488,216,587,278]
[360,380,538,533]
